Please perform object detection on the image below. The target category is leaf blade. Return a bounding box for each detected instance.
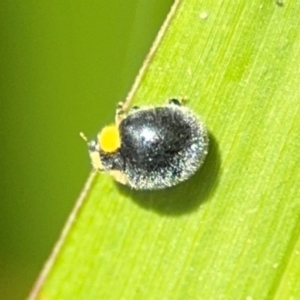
[31,0,300,299]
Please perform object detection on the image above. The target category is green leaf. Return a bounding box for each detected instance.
[30,0,300,299]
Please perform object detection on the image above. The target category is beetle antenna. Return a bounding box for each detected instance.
[79,132,88,142]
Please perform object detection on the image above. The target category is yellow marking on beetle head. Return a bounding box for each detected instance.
[98,124,121,153]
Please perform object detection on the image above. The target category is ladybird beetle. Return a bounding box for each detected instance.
[81,99,208,190]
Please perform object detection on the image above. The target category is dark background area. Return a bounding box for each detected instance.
[0,1,173,299]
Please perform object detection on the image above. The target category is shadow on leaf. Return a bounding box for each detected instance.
[116,132,221,216]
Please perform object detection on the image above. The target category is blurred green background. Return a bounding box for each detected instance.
[0,1,173,299]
